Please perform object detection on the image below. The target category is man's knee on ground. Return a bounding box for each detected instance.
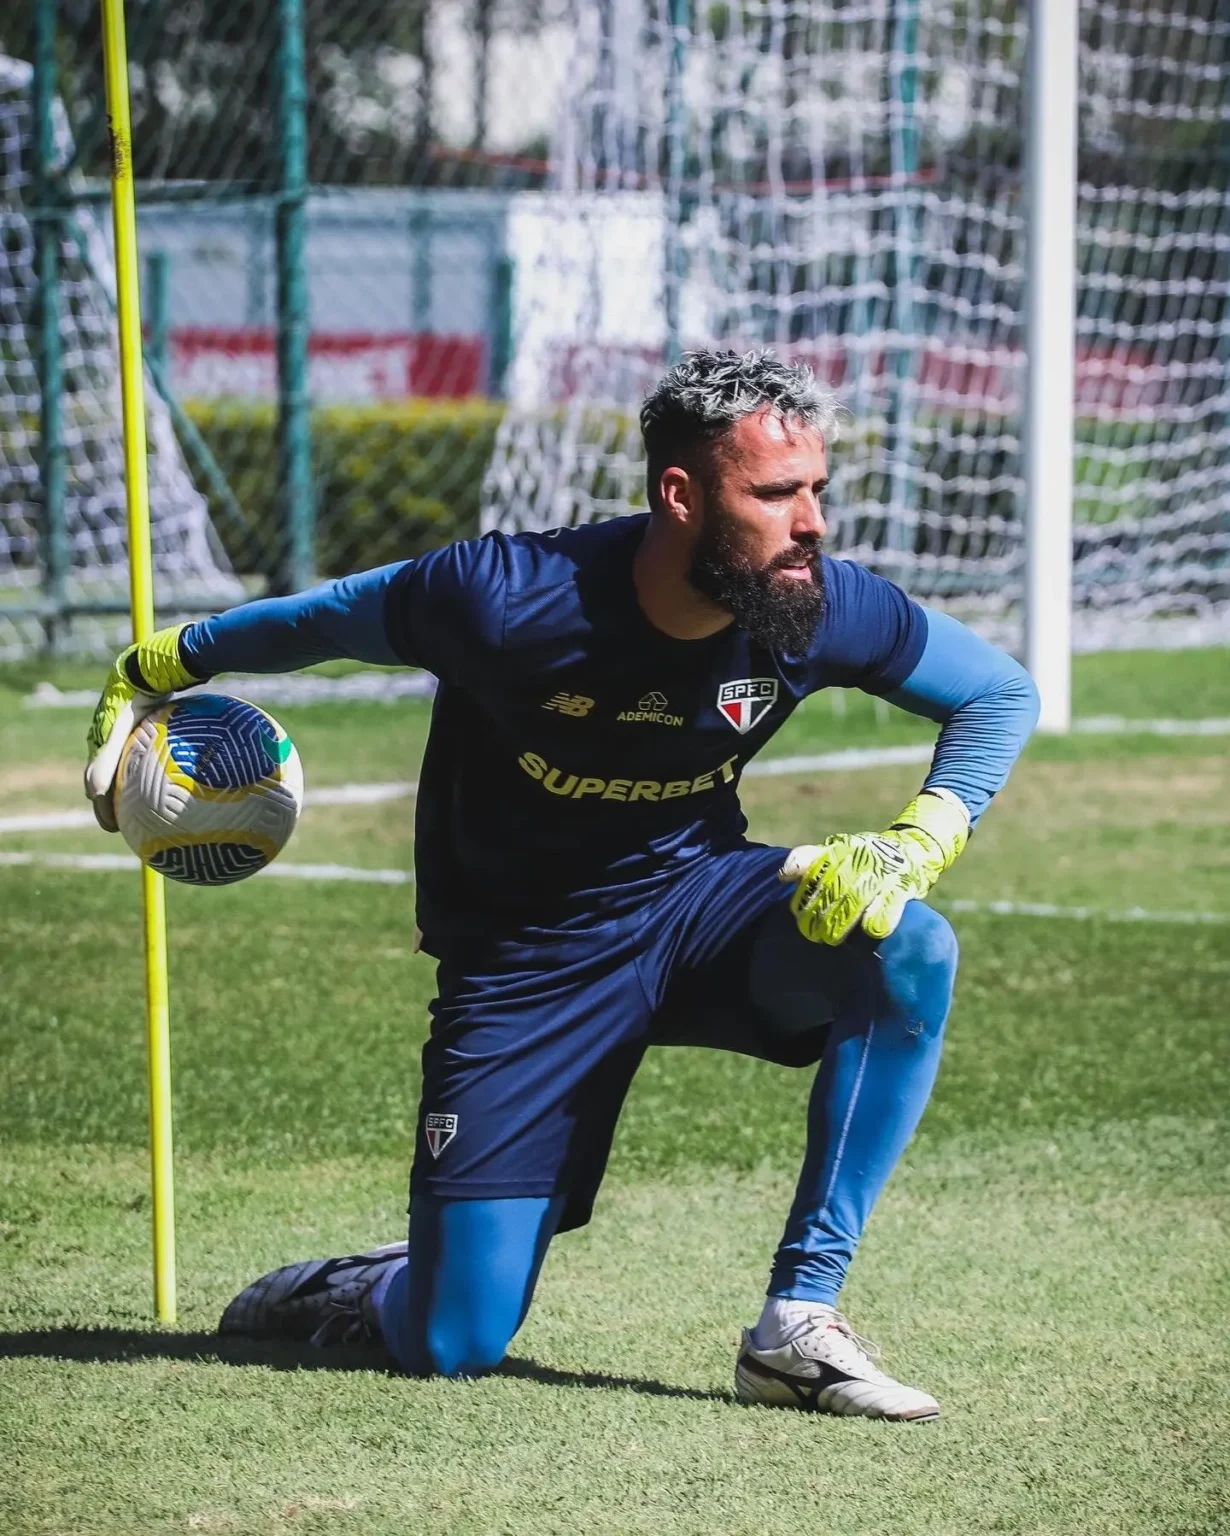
[873,901,958,1036]
[424,1310,517,1379]
[398,1194,562,1379]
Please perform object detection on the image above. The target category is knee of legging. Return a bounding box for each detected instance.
[873,901,958,1027]
[424,1312,517,1380]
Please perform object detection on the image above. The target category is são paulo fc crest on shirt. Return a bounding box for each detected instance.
[717,678,778,734]
[425,1112,458,1158]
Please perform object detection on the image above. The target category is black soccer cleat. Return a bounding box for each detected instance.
[218,1241,407,1349]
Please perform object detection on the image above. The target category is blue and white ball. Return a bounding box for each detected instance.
[115,694,304,886]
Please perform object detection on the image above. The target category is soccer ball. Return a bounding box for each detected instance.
[114,694,304,887]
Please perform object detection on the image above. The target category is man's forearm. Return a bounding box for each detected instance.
[887,608,1040,827]
[179,564,407,678]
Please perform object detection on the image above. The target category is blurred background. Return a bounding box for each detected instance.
[0,0,1226,662]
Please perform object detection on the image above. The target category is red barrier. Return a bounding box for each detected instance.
[168,329,486,400]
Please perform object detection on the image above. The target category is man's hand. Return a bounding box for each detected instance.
[779,791,970,946]
[84,624,200,831]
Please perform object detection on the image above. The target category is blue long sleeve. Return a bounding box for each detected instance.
[887,609,1040,827]
[179,564,408,677]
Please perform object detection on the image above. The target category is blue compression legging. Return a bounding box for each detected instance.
[375,1193,566,1377]
[762,899,957,1301]
[374,899,957,1376]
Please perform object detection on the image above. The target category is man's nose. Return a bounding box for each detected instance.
[793,493,826,539]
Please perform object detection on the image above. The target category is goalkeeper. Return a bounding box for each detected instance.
[86,349,1038,1420]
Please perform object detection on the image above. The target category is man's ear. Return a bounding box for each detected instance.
[659,465,702,528]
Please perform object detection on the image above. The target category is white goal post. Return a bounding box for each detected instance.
[1024,0,1078,732]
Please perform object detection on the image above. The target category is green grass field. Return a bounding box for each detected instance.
[2,652,1228,1535]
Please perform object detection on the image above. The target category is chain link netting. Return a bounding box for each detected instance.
[0,0,1226,657]
[485,0,1230,651]
[1,0,564,655]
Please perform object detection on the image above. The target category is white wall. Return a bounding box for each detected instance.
[505,191,667,407]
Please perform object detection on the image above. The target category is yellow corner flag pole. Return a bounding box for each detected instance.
[100,0,177,1323]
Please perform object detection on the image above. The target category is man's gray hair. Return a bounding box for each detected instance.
[639,348,841,511]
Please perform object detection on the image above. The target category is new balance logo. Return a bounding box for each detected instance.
[425,1113,458,1158]
[542,692,594,717]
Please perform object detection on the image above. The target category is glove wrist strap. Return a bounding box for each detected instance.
[125,623,201,695]
[889,790,971,870]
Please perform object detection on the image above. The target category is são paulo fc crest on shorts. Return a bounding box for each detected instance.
[717,678,778,734]
[425,1112,458,1158]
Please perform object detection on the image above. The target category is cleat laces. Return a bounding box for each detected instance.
[307,1296,376,1349]
[787,1309,895,1384]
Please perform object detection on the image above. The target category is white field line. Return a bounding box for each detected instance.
[0,808,97,833]
[20,682,1230,737]
[250,861,410,884]
[1,848,1223,924]
[5,718,1226,836]
[23,673,438,709]
[0,850,138,873]
[300,746,936,794]
[306,781,418,805]
[941,898,1229,926]
[1071,716,1230,736]
[744,744,933,775]
[0,780,423,834]
[0,850,412,884]
[10,711,1219,839]
[0,746,931,836]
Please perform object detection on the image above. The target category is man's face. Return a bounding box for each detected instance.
[687,408,829,653]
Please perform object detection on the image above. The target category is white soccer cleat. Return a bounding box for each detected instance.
[218,1241,407,1349]
[735,1304,940,1421]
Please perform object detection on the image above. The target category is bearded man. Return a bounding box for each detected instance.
[85,348,1039,1419]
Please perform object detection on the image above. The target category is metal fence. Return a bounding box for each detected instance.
[1,0,1226,658]
[0,0,557,656]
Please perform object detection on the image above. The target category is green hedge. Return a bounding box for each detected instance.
[184,398,506,581]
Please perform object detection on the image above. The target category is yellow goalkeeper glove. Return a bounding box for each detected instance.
[779,790,970,946]
[84,624,201,831]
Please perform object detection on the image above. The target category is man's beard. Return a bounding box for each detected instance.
[689,515,825,653]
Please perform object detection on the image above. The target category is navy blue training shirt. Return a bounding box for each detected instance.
[181,515,1039,945]
[377,515,925,942]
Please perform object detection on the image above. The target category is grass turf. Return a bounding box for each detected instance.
[3,1122,1226,1536]
[1,648,1228,1533]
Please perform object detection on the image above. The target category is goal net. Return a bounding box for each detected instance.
[483,1,1229,651]
[0,55,236,658]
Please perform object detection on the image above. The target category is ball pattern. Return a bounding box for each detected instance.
[162,694,292,789]
[148,843,269,886]
[114,695,304,887]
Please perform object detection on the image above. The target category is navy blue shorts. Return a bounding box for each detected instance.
[410,843,836,1231]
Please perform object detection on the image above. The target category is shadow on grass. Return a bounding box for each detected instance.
[499,1357,730,1403]
[0,1328,383,1374]
[0,1330,731,1402]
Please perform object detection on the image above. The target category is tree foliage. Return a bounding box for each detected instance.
[0,0,553,189]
